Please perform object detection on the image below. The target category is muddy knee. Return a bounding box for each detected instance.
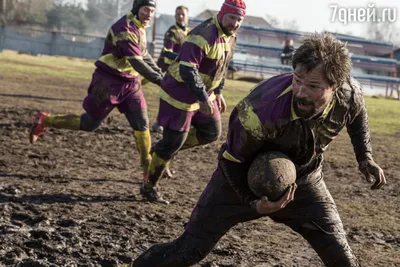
[125,109,149,131]
[154,129,187,160]
[196,120,222,145]
[80,113,102,131]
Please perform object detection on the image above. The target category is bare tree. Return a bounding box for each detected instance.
[364,7,400,46]
[86,0,134,35]
[116,0,133,18]
[265,14,299,31]
[265,14,279,28]
[281,19,299,31]
[0,0,52,25]
[365,21,400,45]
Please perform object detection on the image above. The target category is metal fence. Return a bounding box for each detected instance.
[0,25,105,59]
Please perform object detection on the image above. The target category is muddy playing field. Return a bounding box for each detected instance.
[0,51,399,267]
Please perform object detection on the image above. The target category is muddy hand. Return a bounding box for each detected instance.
[216,94,227,113]
[359,159,386,190]
[199,99,214,116]
[255,184,297,215]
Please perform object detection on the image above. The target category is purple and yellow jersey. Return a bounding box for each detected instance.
[157,24,191,71]
[95,11,148,80]
[160,15,236,111]
[222,73,370,168]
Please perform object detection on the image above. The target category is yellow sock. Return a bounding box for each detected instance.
[148,153,170,186]
[133,130,152,177]
[181,127,200,150]
[44,114,81,130]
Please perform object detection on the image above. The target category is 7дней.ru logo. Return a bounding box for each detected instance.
[330,4,397,25]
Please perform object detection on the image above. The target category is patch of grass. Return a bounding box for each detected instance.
[0,50,95,70]
[0,63,92,81]
[0,50,94,81]
[223,79,256,106]
[364,97,400,135]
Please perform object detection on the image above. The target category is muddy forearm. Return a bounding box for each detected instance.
[214,78,225,94]
[129,58,162,85]
[179,65,208,102]
[347,106,373,162]
[143,54,163,75]
[164,50,178,61]
[218,154,257,206]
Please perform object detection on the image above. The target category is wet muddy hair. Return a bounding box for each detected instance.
[292,33,352,88]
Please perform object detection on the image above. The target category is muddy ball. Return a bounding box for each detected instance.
[247,151,296,201]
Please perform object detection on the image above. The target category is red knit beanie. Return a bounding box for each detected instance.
[218,0,247,22]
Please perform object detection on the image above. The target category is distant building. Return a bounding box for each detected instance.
[393,48,400,61]
[393,48,400,77]
[195,9,272,28]
[151,14,176,38]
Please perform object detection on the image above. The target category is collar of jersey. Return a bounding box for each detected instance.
[127,11,146,29]
[213,15,232,39]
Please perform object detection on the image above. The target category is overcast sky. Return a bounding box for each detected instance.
[78,0,400,38]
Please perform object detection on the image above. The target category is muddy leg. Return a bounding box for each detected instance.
[131,231,216,267]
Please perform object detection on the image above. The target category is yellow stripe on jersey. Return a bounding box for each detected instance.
[98,54,139,77]
[236,99,265,141]
[159,90,216,111]
[222,150,242,163]
[168,62,223,91]
[184,35,210,54]
[113,30,139,44]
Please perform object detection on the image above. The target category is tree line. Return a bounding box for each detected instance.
[0,0,133,35]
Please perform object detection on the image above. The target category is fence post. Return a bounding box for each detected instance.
[0,25,5,53]
[151,14,157,57]
[49,31,57,56]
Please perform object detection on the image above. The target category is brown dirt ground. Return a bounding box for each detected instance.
[0,53,399,267]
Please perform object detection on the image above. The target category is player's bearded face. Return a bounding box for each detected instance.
[221,14,243,35]
[292,64,335,120]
